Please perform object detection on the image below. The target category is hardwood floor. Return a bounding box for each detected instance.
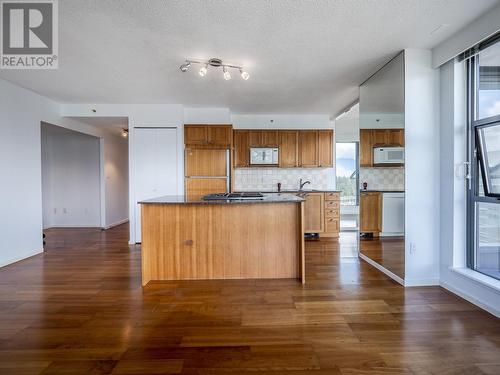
[0,225,499,374]
[359,236,405,279]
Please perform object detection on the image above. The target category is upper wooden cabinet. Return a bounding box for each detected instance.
[184,124,232,147]
[233,130,249,167]
[359,128,404,167]
[279,131,299,167]
[360,129,373,167]
[318,130,333,167]
[233,129,333,168]
[298,131,319,167]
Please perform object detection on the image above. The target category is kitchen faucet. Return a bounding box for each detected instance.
[299,178,311,191]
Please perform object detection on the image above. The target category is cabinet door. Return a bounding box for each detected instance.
[248,130,263,146]
[185,125,208,145]
[359,129,373,167]
[262,130,279,146]
[360,192,382,233]
[233,130,249,167]
[207,125,232,146]
[387,129,404,146]
[279,131,298,167]
[298,131,319,167]
[318,130,333,167]
[304,193,324,233]
[372,129,388,145]
[185,149,227,177]
[185,178,227,201]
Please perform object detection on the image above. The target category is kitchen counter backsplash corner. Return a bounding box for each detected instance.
[359,167,405,191]
[234,167,332,192]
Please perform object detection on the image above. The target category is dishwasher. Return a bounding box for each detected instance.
[381,192,405,236]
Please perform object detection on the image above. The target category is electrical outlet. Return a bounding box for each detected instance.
[54,208,57,214]
[63,208,67,214]
[410,242,416,255]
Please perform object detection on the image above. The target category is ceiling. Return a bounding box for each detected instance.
[1,0,498,116]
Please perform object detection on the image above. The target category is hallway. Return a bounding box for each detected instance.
[0,225,498,374]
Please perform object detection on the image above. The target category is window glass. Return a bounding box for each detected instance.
[475,202,500,280]
[478,42,500,119]
[335,143,357,206]
[477,123,500,196]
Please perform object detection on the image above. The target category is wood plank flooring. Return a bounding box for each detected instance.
[359,236,405,279]
[0,225,498,374]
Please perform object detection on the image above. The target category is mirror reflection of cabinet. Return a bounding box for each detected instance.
[358,52,406,281]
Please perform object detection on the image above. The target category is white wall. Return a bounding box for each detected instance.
[41,124,101,228]
[0,79,109,267]
[335,104,360,142]
[432,2,500,68]
[404,49,440,286]
[231,114,331,129]
[104,133,129,228]
[184,108,231,124]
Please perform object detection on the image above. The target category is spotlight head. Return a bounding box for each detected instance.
[179,62,191,72]
[223,66,231,80]
[240,69,250,80]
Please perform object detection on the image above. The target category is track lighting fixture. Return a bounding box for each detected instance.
[179,58,250,80]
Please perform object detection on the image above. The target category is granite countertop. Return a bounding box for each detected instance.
[360,190,405,193]
[237,190,341,194]
[140,193,304,205]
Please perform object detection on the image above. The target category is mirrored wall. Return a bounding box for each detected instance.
[358,52,406,280]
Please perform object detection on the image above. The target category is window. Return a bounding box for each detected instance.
[466,35,500,281]
[335,142,359,206]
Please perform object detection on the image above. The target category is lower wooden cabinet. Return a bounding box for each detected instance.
[185,178,228,201]
[300,191,340,237]
[360,191,382,235]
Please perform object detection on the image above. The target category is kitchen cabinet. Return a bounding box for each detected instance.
[359,128,404,167]
[360,129,373,167]
[262,130,279,146]
[185,178,228,201]
[360,191,382,235]
[299,191,340,237]
[233,130,249,167]
[184,124,232,147]
[185,149,227,177]
[279,131,299,167]
[298,131,318,167]
[304,193,324,233]
[233,129,333,168]
[318,130,333,167]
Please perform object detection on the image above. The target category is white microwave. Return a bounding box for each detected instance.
[374,147,404,164]
[250,147,279,165]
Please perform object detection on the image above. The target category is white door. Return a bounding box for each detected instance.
[134,128,178,243]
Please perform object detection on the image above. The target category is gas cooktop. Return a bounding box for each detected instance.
[203,192,264,200]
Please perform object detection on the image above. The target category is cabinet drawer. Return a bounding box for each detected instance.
[325,200,339,209]
[325,192,340,201]
[324,218,339,233]
[325,209,339,218]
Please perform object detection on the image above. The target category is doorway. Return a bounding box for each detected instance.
[336,142,359,231]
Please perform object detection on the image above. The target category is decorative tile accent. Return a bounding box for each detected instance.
[234,168,334,191]
[359,167,405,191]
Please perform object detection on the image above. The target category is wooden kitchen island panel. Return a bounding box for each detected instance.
[141,198,304,285]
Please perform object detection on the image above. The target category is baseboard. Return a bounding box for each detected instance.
[404,278,440,287]
[0,249,43,268]
[104,219,129,230]
[440,280,500,318]
[358,252,405,286]
[43,224,101,229]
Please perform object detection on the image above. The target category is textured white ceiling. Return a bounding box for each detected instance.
[1,0,498,116]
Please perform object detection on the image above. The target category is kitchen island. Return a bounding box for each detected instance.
[140,193,305,286]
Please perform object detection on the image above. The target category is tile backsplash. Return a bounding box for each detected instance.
[234,168,334,191]
[359,167,405,191]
